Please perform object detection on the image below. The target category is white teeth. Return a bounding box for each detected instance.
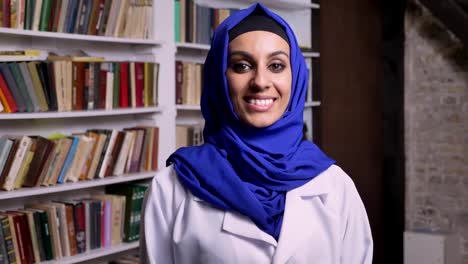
[248,99,274,106]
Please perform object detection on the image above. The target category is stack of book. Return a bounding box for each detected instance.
[0,183,147,262]
[174,0,238,44]
[0,0,153,39]
[0,126,159,191]
[175,61,203,105]
[0,52,159,113]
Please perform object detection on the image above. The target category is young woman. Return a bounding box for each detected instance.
[141,3,373,263]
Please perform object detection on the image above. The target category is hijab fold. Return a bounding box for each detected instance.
[167,3,335,241]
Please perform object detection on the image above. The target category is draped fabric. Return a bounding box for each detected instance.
[167,3,335,240]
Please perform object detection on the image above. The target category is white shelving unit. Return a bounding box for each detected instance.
[0,172,156,201]
[0,0,175,263]
[0,28,162,45]
[0,107,163,120]
[42,241,139,264]
[303,51,320,58]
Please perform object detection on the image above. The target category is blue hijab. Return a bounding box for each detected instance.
[167,3,335,241]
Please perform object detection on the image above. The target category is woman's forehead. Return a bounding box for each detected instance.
[228,31,290,55]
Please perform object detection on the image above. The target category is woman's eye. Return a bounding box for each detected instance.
[269,63,285,72]
[232,63,251,73]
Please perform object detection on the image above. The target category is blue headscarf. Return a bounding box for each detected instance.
[167,3,335,240]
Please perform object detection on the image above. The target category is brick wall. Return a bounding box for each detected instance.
[405,1,468,261]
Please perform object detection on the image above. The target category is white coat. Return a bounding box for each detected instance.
[140,164,373,264]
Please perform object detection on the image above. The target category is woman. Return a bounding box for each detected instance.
[141,3,373,263]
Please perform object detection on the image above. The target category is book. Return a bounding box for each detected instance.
[56,135,80,184]
[2,136,32,191]
[44,136,72,186]
[97,129,117,178]
[0,138,19,188]
[0,212,20,263]
[0,137,14,176]
[65,134,94,182]
[0,63,27,112]
[106,184,146,242]
[119,62,129,108]
[71,201,86,254]
[104,130,124,177]
[84,131,106,180]
[9,62,34,112]
[29,204,62,260]
[13,143,34,189]
[32,0,43,31]
[39,0,53,31]
[22,136,54,187]
[112,131,133,176]
[63,202,77,256]
[18,62,41,112]
[27,61,49,112]
[18,209,41,263]
[0,215,8,264]
[28,209,47,261]
[0,71,18,112]
[50,202,70,257]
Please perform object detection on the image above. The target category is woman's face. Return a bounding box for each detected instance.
[227,30,292,128]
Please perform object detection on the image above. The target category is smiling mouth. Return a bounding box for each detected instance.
[245,98,276,106]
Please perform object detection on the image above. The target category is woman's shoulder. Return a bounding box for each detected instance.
[149,164,188,205]
[293,164,364,207]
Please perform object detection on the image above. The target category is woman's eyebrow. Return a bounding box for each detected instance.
[228,50,289,59]
[228,50,253,59]
[269,51,289,58]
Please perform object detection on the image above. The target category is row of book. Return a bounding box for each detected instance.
[0,54,159,113]
[0,183,147,263]
[174,0,238,44]
[175,61,203,106]
[176,124,204,149]
[1,0,153,39]
[0,126,159,191]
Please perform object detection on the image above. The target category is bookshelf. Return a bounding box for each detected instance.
[0,107,162,120]
[0,172,156,201]
[42,241,139,264]
[0,0,320,262]
[0,0,173,263]
[0,28,162,45]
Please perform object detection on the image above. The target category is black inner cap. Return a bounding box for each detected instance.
[228,7,289,44]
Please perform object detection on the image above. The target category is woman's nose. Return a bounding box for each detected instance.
[251,68,271,90]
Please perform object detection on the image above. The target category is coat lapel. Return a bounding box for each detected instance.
[222,210,278,246]
[272,170,332,263]
[192,195,277,246]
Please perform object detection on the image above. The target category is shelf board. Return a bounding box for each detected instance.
[42,241,139,264]
[0,172,155,201]
[0,107,162,120]
[176,42,211,51]
[0,28,161,45]
[305,101,321,107]
[302,52,320,58]
[176,105,201,111]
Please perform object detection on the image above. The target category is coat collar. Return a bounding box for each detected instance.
[192,166,334,256]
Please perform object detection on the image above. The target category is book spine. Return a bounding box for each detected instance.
[39,0,52,31]
[74,203,86,254]
[0,217,7,264]
[1,216,17,264]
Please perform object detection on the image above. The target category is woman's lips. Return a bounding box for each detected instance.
[244,97,276,112]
